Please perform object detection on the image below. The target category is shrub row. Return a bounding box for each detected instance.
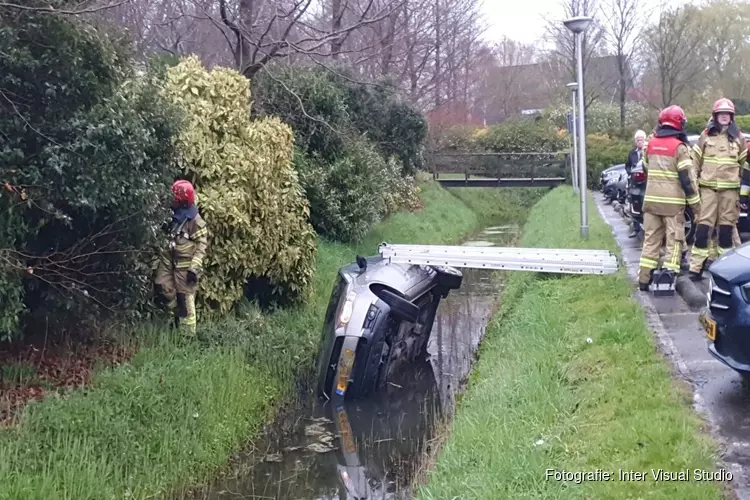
[684,114,750,135]
[252,67,425,243]
[427,122,632,189]
[0,9,427,339]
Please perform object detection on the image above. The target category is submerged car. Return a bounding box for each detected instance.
[700,243,750,376]
[316,254,462,400]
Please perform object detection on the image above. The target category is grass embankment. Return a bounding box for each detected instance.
[416,186,724,500]
[0,181,546,500]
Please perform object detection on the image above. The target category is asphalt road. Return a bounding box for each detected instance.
[595,195,750,500]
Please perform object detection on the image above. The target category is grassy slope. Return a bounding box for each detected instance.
[0,182,545,500]
[416,186,724,500]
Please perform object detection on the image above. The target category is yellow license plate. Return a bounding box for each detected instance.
[705,317,717,341]
[337,407,356,454]
[335,349,354,396]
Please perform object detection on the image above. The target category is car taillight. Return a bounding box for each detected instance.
[632,171,646,182]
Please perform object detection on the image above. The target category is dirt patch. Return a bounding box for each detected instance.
[0,339,134,425]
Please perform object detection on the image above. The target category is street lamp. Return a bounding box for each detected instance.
[564,15,593,239]
[566,82,579,195]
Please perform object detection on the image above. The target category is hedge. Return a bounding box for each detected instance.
[685,114,750,135]
[0,6,180,339]
[162,57,317,312]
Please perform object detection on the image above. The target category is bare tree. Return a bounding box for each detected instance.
[699,0,750,100]
[543,0,607,110]
[643,4,708,107]
[482,38,537,121]
[601,0,646,135]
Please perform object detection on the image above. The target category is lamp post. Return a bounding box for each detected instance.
[563,15,593,239]
[566,82,579,195]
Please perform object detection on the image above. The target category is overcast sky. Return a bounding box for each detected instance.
[480,0,707,48]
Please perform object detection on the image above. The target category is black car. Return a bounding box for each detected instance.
[699,244,750,377]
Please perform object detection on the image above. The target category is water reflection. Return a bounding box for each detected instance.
[190,225,516,500]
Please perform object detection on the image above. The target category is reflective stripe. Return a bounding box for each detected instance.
[686,194,700,205]
[192,228,208,240]
[701,156,742,165]
[698,179,740,189]
[740,149,748,162]
[190,258,202,269]
[648,169,679,178]
[644,194,687,205]
[639,257,659,269]
[677,160,692,170]
[741,185,750,196]
[692,246,710,258]
[664,243,681,271]
[692,145,703,158]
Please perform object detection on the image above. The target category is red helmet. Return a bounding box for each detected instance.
[713,98,735,116]
[171,180,195,206]
[658,105,687,131]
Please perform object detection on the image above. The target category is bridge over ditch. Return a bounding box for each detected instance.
[427,151,571,188]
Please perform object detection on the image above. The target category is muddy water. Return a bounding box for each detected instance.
[190,225,518,500]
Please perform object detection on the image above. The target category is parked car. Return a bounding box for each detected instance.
[600,164,626,200]
[700,244,750,377]
[316,254,462,400]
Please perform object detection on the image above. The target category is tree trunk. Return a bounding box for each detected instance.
[331,0,343,60]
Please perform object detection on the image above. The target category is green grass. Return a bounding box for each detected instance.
[0,181,546,499]
[415,186,724,500]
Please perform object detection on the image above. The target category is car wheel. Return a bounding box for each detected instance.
[375,288,420,323]
[432,265,463,290]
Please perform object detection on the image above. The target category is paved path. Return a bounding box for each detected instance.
[595,195,750,499]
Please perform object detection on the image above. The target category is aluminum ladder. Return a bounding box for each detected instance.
[378,243,619,275]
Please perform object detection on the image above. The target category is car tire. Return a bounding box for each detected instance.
[432,265,463,291]
[375,288,420,323]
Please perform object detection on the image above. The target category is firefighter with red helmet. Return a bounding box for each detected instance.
[154,179,209,336]
[688,98,749,281]
[638,105,700,291]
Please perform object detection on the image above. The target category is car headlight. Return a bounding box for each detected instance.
[338,291,357,326]
[740,282,750,304]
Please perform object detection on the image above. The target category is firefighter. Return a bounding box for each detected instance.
[688,98,749,281]
[638,105,700,291]
[154,179,209,336]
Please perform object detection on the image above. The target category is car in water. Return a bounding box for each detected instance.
[316,253,462,400]
[700,243,750,377]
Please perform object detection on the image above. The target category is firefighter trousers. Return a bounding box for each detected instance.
[154,254,198,336]
[638,212,683,285]
[708,226,741,261]
[689,187,739,273]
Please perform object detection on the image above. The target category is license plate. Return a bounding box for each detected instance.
[335,349,354,396]
[336,406,357,454]
[704,317,717,341]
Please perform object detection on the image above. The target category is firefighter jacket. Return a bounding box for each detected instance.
[165,210,209,273]
[643,135,700,217]
[692,122,748,191]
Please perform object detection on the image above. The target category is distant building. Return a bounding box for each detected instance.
[477,55,632,124]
